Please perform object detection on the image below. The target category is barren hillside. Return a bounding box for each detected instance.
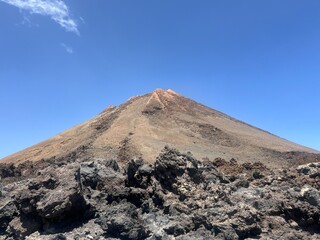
[1,89,318,168]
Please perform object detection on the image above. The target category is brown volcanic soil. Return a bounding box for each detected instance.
[1,89,319,168]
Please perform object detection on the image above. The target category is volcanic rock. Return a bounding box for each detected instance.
[0,147,319,239]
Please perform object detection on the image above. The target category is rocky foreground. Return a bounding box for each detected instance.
[0,147,319,240]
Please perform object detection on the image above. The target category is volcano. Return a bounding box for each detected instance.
[1,89,318,168]
[1,89,320,239]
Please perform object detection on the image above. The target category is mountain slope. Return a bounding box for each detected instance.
[1,89,318,167]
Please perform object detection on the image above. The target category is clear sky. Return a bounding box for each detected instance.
[0,0,319,159]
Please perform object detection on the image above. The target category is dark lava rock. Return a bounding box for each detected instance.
[0,147,319,239]
[0,201,17,233]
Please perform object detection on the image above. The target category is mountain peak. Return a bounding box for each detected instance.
[167,89,179,95]
[153,88,166,93]
[143,88,187,115]
[2,89,318,167]
[152,88,179,96]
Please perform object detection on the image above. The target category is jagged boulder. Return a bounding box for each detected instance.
[0,201,17,233]
[297,162,320,178]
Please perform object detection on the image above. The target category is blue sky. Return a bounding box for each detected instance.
[0,0,319,159]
